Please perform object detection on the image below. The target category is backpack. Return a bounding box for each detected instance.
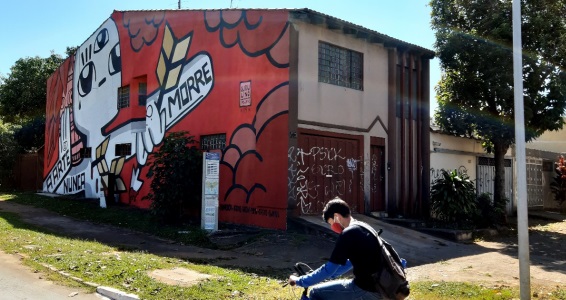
[357,222,410,300]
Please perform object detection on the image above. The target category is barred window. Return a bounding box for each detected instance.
[80,147,92,159]
[318,42,363,90]
[118,86,130,109]
[201,134,226,151]
[138,82,147,106]
[115,143,131,156]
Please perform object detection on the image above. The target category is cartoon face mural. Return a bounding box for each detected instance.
[73,18,122,148]
[44,10,290,230]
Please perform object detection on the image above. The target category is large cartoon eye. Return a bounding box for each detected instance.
[108,43,121,75]
[94,28,109,54]
[78,62,96,97]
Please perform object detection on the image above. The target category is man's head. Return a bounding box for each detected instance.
[322,197,351,234]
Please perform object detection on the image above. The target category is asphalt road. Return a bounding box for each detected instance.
[0,251,102,300]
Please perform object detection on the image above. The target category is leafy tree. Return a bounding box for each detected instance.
[0,121,22,189]
[0,53,64,123]
[65,46,78,58]
[430,0,566,221]
[144,131,203,224]
[13,115,45,152]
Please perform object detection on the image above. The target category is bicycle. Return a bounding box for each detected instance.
[282,262,313,300]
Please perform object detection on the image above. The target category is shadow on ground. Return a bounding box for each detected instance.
[0,198,565,282]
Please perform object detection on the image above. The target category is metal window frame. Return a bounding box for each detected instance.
[200,134,226,151]
[138,82,147,106]
[318,41,364,90]
[115,143,132,156]
[117,85,130,109]
[81,147,92,158]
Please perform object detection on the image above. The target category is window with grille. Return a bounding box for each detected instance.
[318,42,363,90]
[80,147,92,158]
[115,143,131,156]
[138,82,147,106]
[118,86,130,109]
[201,134,226,151]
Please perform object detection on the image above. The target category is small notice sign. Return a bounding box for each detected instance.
[202,152,220,231]
[240,80,251,107]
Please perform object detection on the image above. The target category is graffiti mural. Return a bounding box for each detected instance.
[44,10,289,229]
[288,146,363,214]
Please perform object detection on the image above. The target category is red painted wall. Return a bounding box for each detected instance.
[44,10,290,230]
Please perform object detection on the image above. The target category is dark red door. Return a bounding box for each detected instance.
[370,144,386,211]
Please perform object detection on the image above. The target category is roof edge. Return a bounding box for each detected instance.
[289,8,435,58]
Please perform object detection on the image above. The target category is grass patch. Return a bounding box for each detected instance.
[0,211,298,299]
[1,192,214,248]
[411,281,566,300]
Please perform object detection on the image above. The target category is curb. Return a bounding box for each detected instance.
[96,286,140,300]
[28,255,139,300]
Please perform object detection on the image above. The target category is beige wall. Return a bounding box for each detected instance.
[430,132,484,155]
[294,21,389,131]
[528,119,566,153]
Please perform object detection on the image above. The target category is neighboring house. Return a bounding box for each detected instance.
[525,122,566,212]
[430,126,515,215]
[43,9,434,230]
[431,121,566,215]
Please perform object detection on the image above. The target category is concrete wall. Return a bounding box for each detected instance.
[430,132,484,182]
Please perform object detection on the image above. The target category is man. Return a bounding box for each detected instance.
[288,197,382,299]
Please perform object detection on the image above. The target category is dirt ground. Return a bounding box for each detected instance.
[1,199,565,289]
[407,216,566,287]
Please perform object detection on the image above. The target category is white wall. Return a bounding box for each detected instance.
[430,132,484,182]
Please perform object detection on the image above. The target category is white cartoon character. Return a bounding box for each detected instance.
[72,18,128,197]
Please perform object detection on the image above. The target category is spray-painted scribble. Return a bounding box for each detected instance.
[312,164,345,176]
[430,166,468,181]
[371,153,378,193]
[289,145,362,214]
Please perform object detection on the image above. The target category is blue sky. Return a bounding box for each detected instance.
[0,0,439,113]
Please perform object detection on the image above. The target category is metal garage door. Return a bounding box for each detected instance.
[294,130,363,215]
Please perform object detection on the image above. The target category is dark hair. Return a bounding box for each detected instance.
[322,197,350,222]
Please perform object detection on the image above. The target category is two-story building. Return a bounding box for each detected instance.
[44,9,434,229]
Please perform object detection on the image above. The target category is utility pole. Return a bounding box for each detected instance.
[178,0,181,9]
[512,0,531,299]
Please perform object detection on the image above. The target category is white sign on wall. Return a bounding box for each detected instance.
[201,152,220,231]
[239,80,251,107]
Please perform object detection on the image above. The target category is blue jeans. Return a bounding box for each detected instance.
[308,279,382,300]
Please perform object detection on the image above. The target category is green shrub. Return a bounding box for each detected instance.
[144,131,202,225]
[473,192,507,228]
[430,169,477,228]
